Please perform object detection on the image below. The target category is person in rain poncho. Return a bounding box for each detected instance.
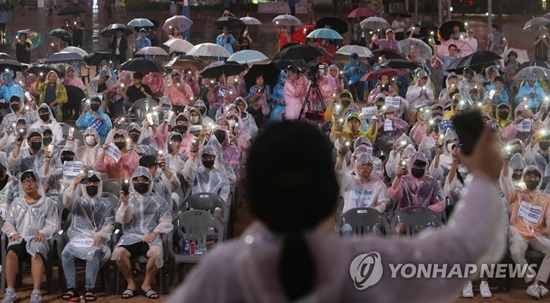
[76,96,113,143]
[105,70,133,118]
[405,70,435,124]
[388,151,446,214]
[208,128,241,181]
[269,70,287,122]
[246,74,272,127]
[88,67,117,112]
[33,70,67,122]
[74,127,102,169]
[183,67,200,96]
[482,75,509,109]
[283,65,309,120]
[343,53,366,103]
[112,167,173,300]
[143,72,165,98]
[63,65,85,91]
[493,103,513,129]
[0,152,14,214]
[500,163,550,299]
[194,99,214,126]
[206,73,238,119]
[429,129,461,186]
[40,144,75,194]
[94,129,139,179]
[187,107,204,138]
[30,103,63,144]
[1,95,38,130]
[230,99,258,138]
[119,122,155,156]
[332,112,374,148]
[372,105,409,154]
[164,69,194,108]
[139,154,180,206]
[156,113,197,157]
[8,128,50,177]
[524,129,550,165]
[443,141,471,204]
[0,72,25,108]
[503,105,543,145]
[328,64,344,94]
[183,145,230,202]
[164,132,188,173]
[1,170,58,303]
[325,89,359,124]
[409,107,432,146]
[60,171,115,302]
[438,72,461,106]
[457,68,484,104]
[168,121,508,303]
[367,73,398,105]
[516,75,546,112]
[385,134,415,180]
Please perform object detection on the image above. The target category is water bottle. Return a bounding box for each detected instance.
[341,223,353,237]
[426,221,438,229]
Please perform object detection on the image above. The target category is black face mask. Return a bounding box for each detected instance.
[178,126,188,134]
[540,141,550,151]
[43,137,52,146]
[134,183,149,194]
[30,142,42,151]
[202,160,215,169]
[498,111,509,119]
[512,174,523,181]
[199,108,206,116]
[129,133,140,143]
[39,114,50,122]
[411,168,425,178]
[525,180,539,190]
[86,185,98,197]
[90,104,100,112]
[376,104,384,110]
[10,104,19,112]
[115,142,126,150]
[342,100,351,108]
[60,157,73,164]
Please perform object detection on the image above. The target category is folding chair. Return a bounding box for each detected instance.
[184,193,229,240]
[340,208,391,236]
[390,206,443,236]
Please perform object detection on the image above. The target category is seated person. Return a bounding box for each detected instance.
[76,96,112,144]
[183,145,230,202]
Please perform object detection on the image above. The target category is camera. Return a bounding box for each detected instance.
[306,62,323,83]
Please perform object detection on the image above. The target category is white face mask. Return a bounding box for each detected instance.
[228,119,236,127]
[190,116,199,124]
[85,136,95,146]
[446,142,455,154]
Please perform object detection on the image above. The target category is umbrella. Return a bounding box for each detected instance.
[185,43,231,58]
[372,48,407,60]
[453,51,502,70]
[216,16,245,30]
[398,38,432,61]
[200,61,246,79]
[100,23,132,37]
[336,45,373,57]
[48,29,71,39]
[118,58,166,73]
[162,15,193,33]
[418,20,439,29]
[0,52,14,59]
[360,16,390,30]
[347,7,376,19]
[523,17,550,31]
[437,39,474,58]
[84,51,119,66]
[271,58,308,70]
[0,59,24,72]
[61,46,88,58]
[45,52,85,64]
[444,56,468,73]
[382,59,420,70]
[15,29,42,49]
[240,16,262,25]
[272,14,302,27]
[164,38,194,53]
[26,65,63,78]
[165,55,206,71]
[315,17,348,34]
[361,68,405,81]
[389,9,412,18]
[307,28,344,40]
[127,18,154,28]
[227,50,268,64]
[514,66,550,80]
[57,5,86,16]
[519,61,550,70]
[503,48,529,64]
[65,84,87,111]
[272,44,327,62]
[280,41,301,51]
[136,46,169,56]
[438,20,466,41]
[244,63,280,90]
[291,25,315,44]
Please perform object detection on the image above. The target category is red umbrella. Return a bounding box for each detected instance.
[361,68,405,82]
[292,25,315,44]
[347,7,376,19]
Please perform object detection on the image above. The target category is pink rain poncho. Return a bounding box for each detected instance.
[183,68,200,96]
[283,68,309,120]
[63,65,86,91]
[93,129,140,179]
[164,70,194,106]
[216,117,250,152]
[373,106,409,153]
[387,152,446,214]
[329,64,344,94]
[502,106,543,145]
[143,72,165,96]
[106,71,134,101]
[155,113,197,158]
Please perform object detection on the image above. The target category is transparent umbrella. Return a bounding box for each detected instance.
[514,66,550,81]
[272,14,302,27]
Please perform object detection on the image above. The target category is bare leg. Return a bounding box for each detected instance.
[30,254,44,290]
[115,248,136,291]
[141,250,158,291]
[6,251,19,288]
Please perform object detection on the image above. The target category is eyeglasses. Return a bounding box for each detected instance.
[22,179,36,185]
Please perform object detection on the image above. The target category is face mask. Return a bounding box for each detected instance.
[199,108,206,115]
[115,142,126,150]
[90,104,100,111]
[411,168,425,178]
[342,100,351,108]
[227,120,236,127]
[190,116,199,124]
[202,160,215,168]
[525,180,539,190]
[60,157,73,164]
[10,104,19,112]
[39,114,50,122]
[376,104,384,110]
[178,126,188,134]
[134,182,149,194]
[86,185,99,197]
[540,141,550,150]
[43,137,52,146]
[129,133,140,143]
[512,173,523,181]
[30,142,42,151]
[498,111,509,119]
[85,136,95,146]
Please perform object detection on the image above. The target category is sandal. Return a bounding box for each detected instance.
[121,289,135,299]
[143,289,159,299]
[85,290,97,302]
[62,289,78,301]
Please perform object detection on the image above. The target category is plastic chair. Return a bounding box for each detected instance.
[341,208,391,236]
[60,123,72,139]
[166,210,223,292]
[102,179,122,196]
[390,206,443,236]
[184,193,229,240]
[127,98,159,122]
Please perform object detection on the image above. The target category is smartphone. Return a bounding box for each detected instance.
[68,127,74,139]
[452,110,485,156]
[191,138,200,151]
[121,179,130,195]
[24,92,32,102]
[47,144,54,152]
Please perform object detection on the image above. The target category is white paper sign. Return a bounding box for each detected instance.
[385,96,401,108]
[516,119,532,133]
[189,125,203,133]
[0,207,5,219]
[365,146,374,156]
[384,119,394,131]
[105,143,122,162]
[517,201,543,224]
[361,106,377,119]
[62,161,83,178]
[69,238,93,248]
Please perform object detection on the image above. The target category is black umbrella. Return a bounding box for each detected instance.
[315,17,348,34]
[45,52,85,64]
[84,51,119,66]
[25,65,63,78]
[0,52,14,60]
[118,58,166,73]
[200,61,246,79]
[271,58,308,70]
[100,23,132,37]
[419,20,439,29]
[165,55,206,72]
[58,5,86,16]
[280,41,301,51]
[215,16,245,30]
[383,59,420,70]
[519,61,550,71]
[372,48,407,60]
[454,51,502,70]
[0,58,24,72]
[64,84,86,111]
[272,44,327,62]
[48,28,71,39]
[389,9,412,18]
[148,19,160,29]
[444,56,467,72]
[438,20,466,41]
[244,63,280,91]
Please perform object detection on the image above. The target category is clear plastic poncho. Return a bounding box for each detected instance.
[75,127,102,168]
[7,127,50,177]
[182,145,231,201]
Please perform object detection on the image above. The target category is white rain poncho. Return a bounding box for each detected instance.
[165,132,188,173]
[7,127,52,177]
[75,127,102,169]
[127,122,156,155]
[0,117,28,155]
[39,146,75,194]
[112,167,173,268]
[194,99,214,126]
[182,145,231,201]
[62,170,115,263]
[1,170,59,259]
[205,135,237,184]
[385,133,416,180]
[30,103,64,144]
[0,152,14,216]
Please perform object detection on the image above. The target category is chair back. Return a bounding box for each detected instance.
[390,206,442,236]
[103,178,122,196]
[175,210,223,250]
[342,208,390,236]
[101,192,120,209]
[185,192,229,239]
[128,98,159,122]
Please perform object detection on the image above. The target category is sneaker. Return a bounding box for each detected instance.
[30,290,42,303]
[539,285,549,297]
[462,281,474,298]
[479,281,492,298]
[527,284,541,299]
[1,288,15,303]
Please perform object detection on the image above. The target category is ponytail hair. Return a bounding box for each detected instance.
[279,233,316,301]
